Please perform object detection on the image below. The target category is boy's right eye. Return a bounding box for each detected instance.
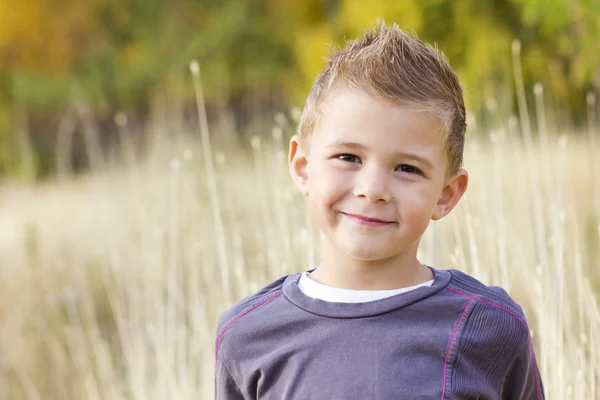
[336,154,361,163]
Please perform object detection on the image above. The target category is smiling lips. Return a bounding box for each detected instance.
[341,212,395,227]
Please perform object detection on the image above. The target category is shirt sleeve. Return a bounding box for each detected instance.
[215,355,246,400]
[501,338,545,400]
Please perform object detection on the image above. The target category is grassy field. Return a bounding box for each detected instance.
[0,105,599,399]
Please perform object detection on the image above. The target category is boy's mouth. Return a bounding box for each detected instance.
[341,212,395,226]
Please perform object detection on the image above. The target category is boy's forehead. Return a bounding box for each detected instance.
[315,89,446,145]
[320,86,443,129]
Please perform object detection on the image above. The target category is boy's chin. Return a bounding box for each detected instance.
[339,244,399,262]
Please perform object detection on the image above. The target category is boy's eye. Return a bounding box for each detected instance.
[397,164,422,174]
[336,154,361,163]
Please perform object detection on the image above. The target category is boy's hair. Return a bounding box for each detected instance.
[298,19,466,175]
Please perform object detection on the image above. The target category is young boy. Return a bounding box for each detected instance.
[215,20,545,399]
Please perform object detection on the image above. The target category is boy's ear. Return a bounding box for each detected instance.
[431,169,469,221]
[288,135,309,196]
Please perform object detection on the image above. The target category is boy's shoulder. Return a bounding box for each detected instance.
[216,273,292,339]
[445,268,531,345]
[446,268,526,318]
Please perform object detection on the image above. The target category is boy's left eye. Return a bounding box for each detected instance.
[397,164,422,174]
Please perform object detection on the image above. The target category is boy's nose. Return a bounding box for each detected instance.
[353,167,393,203]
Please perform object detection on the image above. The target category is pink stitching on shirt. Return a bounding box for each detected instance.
[441,295,475,400]
[445,286,541,400]
[215,291,284,399]
[447,287,528,328]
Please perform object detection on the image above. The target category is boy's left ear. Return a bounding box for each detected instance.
[431,169,469,221]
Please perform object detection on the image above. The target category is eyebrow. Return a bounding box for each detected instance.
[326,141,434,169]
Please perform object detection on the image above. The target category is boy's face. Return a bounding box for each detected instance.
[289,86,468,264]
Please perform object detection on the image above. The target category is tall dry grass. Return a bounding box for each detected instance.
[0,63,599,398]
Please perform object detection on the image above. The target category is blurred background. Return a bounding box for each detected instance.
[0,1,599,399]
[0,0,599,178]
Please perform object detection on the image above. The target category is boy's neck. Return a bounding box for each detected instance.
[308,251,434,291]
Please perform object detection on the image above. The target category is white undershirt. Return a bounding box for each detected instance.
[297,271,434,303]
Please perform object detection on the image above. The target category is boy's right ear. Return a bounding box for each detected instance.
[288,135,309,196]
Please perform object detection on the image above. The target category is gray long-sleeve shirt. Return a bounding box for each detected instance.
[215,267,545,399]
